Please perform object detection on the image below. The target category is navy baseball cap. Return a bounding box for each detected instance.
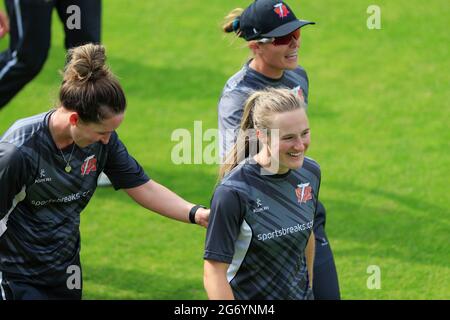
[239,0,315,41]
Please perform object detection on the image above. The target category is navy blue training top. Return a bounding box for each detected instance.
[0,110,149,283]
[205,158,320,300]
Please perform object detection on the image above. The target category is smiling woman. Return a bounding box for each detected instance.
[216,0,339,300]
[218,0,315,158]
[0,43,210,300]
[52,44,127,149]
[220,88,310,179]
[205,88,316,300]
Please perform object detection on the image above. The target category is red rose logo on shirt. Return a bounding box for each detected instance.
[295,183,312,203]
[81,155,97,176]
[274,3,290,18]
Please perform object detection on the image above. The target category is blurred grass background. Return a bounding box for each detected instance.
[0,0,448,299]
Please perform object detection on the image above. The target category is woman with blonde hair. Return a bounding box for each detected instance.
[0,43,209,300]
[205,88,316,299]
[216,0,339,299]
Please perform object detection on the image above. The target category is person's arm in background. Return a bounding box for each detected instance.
[0,10,9,38]
[305,230,315,288]
[204,260,234,299]
[124,180,209,227]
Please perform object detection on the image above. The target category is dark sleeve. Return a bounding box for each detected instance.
[309,160,320,222]
[204,185,245,264]
[304,159,324,235]
[218,89,249,158]
[304,70,310,104]
[0,143,29,219]
[103,132,150,190]
[303,69,309,95]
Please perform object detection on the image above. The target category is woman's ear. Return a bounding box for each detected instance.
[69,113,79,126]
[256,128,268,145]
[248,41,261,55]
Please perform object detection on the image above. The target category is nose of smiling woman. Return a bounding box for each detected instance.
[292,135,307,152]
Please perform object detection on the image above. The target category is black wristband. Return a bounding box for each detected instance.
[189,205,206,224]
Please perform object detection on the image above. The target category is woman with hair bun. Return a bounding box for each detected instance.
[0,43,209,300]
[216,0,340,300]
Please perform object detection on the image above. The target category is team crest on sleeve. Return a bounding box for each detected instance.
[273,3,290,18]
[295,182,312,204]
[81,155,97,176]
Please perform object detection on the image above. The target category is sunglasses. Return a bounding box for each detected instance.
[258,29,301,46]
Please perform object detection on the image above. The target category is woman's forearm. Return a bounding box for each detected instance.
[204,260,235,300]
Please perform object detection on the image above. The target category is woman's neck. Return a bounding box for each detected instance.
[249,58,284,79]
[49,108,74,149]
[254,148,289,175]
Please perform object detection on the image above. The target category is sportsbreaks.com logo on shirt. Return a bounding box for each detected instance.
[257,220,314,241]
[31,190,93,207]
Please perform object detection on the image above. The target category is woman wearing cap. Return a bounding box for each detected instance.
[0,43,209,300]
[205,88,316,299]
[216,0,340,299]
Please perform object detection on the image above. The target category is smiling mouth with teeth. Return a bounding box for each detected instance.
[289,152,302,156]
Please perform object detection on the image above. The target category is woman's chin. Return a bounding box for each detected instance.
[285,156,304,170]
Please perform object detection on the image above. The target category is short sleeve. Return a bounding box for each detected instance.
[204,185,245,264]
[103,132,150,190]
[0,143,29,219]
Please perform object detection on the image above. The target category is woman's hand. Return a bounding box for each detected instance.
[195,207,210,228]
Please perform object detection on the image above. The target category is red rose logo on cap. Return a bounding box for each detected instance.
[273,3,290,18]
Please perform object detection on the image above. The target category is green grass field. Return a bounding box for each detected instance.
[0,0,448,299]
